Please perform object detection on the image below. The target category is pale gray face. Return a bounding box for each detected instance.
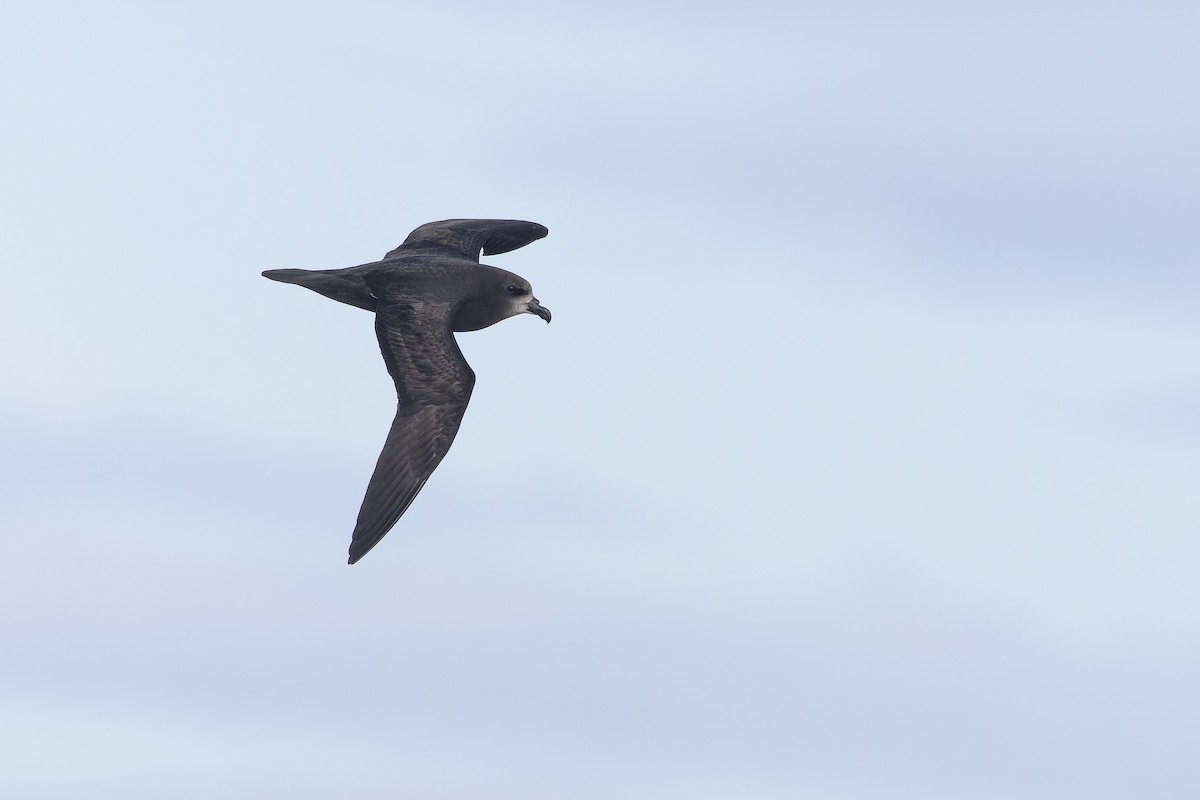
[501,278,551,323]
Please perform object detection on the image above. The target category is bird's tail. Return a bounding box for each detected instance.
[261,268,376,312]
[261,268,314,287]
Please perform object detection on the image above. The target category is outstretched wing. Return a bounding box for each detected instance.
[384,219,548,262]
[347,288,475,564]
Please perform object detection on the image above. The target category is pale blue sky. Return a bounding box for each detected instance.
[2,2,1198,798]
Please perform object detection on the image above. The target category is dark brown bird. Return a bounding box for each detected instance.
[263,219,551,563]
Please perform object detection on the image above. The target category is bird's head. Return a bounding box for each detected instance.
[452,266,551,332]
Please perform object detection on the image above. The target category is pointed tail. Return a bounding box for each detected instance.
[261,268,376,312]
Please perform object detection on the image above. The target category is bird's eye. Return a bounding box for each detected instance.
[506,285,524,295]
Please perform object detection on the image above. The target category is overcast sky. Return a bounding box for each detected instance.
[2,1,1198,798]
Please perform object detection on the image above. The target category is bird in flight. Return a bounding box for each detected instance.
[263,219,551,564]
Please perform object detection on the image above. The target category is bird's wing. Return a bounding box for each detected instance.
[347,285,476,564]
[383,219,548,261]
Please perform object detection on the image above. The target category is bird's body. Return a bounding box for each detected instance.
[263,219,550,564]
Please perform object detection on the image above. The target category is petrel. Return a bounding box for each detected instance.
[263,219,551,564]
